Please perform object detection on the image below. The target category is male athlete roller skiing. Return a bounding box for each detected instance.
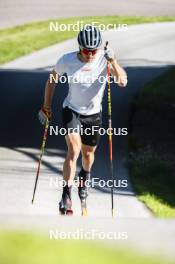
[38,25,127,215]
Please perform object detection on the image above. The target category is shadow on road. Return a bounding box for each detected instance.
[0,66,171,197]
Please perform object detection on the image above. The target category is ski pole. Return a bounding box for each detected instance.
[105,41,115,217]
[31,118,49,204]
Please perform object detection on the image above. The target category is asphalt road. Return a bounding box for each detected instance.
[0,22,175,258]
[0,0,175,28]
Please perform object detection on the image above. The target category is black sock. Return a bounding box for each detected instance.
[62,185,72,198]
[79,167,91,183]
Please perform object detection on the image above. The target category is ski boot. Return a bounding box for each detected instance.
[78,168,90,216]
[59,185,73,215]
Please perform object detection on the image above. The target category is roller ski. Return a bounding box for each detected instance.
[59,185,73,215]
[78,168,90,216]
[80,198,87,217]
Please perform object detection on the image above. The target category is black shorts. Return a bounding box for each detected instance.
[62,106,102,146]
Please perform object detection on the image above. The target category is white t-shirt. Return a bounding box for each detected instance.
[54,50,108,115]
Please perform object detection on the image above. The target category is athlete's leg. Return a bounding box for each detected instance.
[63,133,81,185]
[80,111,102,171]
[77,144,97,204]
[78,113,101,201]
[59,133,82,214]
[81,144,97,172]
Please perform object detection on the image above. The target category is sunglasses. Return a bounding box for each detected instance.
[81,48,98,56]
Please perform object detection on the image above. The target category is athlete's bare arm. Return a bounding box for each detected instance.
[110,59,127,87]
[43,70,59,110]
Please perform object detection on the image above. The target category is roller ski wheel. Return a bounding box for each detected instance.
[59,207,73,216]
[59,199,73,216]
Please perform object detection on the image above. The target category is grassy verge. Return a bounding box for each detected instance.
[136,68,175,103]
[1,16,175,64]
[129,68,175,217]
[0,230,174,264]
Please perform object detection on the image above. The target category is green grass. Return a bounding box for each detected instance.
[129,154,175,217]
[129,68,175,217]
[0,16,175,64]
[0,230,174,264]
[139,68,175,102]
